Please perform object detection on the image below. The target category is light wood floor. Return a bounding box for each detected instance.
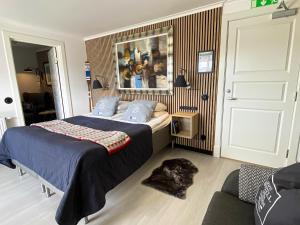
[0,148,241,225]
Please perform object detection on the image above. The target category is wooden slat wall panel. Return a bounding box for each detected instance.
[85,7,222,152]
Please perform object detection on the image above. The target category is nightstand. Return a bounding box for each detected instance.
[170,112,199,148]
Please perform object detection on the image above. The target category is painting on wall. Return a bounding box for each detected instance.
[198,51,214,73]
[114,27,173,94]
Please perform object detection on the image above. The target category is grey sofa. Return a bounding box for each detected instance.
[202,169,255,225]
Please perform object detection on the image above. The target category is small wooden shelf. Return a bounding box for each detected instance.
[171,112,199,139]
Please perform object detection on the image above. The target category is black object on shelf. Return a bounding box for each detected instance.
[172,120,180,134]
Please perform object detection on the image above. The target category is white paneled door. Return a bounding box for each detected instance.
[221,13,300,167]
[48,48,65,119]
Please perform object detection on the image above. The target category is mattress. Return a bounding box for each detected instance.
[86,111,171,133]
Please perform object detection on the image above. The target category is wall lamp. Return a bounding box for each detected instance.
[174,68,191,89]
[92,75,109,90]
[174,67,209,101]
[92,78,103,89]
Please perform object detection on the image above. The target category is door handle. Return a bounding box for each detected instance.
[226,97,237,100]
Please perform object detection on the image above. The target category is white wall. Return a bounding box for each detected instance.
[0,20,89,122]
[12,46,38,73]
[12,46,41,100]
[222,0,250,14]
[16,73,41,97]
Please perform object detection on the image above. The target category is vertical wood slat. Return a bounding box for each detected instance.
[85,7,222,152]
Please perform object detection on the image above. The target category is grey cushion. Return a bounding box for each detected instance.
[202,192,255,225]
[254,163,300,225]
[239,164,279,204]
[132,100,157,110]
[92,96,120,117]
[221,169,239,197]
[122,102,153,123]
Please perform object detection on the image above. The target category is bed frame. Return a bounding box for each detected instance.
[12,125,171,224]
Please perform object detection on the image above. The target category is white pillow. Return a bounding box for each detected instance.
[155,102,167,112]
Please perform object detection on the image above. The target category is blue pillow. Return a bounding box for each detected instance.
[122,102,153,123]
[132,100,158,110]
[92,96,120,117]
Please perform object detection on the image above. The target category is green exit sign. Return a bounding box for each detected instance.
[251,0,278,8]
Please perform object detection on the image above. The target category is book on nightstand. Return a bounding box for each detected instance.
[172,120,180,134]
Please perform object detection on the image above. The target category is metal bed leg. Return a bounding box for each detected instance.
[18,167,25,176]
[41,184,46,193]
[84,216,89,224]
[171,140,175,149]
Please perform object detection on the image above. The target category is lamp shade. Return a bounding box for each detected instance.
[174,75,188,87]
[93,79,103,89]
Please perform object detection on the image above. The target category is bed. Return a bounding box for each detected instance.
[0,111,171,225]
[86,111,171,154]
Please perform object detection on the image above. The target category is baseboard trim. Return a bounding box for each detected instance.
[213,145,221,158]
[172,144,213,156]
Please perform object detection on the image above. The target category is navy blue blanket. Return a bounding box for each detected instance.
[0,116,153,225]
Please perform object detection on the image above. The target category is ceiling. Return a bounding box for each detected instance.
[0,0,222,38]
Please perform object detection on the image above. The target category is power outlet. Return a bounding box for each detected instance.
[179,106,198,111]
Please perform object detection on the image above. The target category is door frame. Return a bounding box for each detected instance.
[287,70,300,164]
[214,3,300,165]
[2,31,73,126]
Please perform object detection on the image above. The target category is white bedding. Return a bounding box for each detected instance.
[86,111,171,133]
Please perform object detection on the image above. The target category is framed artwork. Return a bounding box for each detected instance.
[44,63,52,85]
[198,51,214,73]
[114,26,173,95]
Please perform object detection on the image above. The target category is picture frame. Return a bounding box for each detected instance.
[44,63,52,85]
[197,50,214,73]
[113,26,173,95]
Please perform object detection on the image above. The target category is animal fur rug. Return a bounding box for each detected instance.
[142,158,198,199]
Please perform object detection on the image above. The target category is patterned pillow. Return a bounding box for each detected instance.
[122,102,153,123]
[239,164,279,204]
[92,96,120,117]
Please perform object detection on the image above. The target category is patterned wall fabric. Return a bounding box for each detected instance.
[85,7,222,152]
